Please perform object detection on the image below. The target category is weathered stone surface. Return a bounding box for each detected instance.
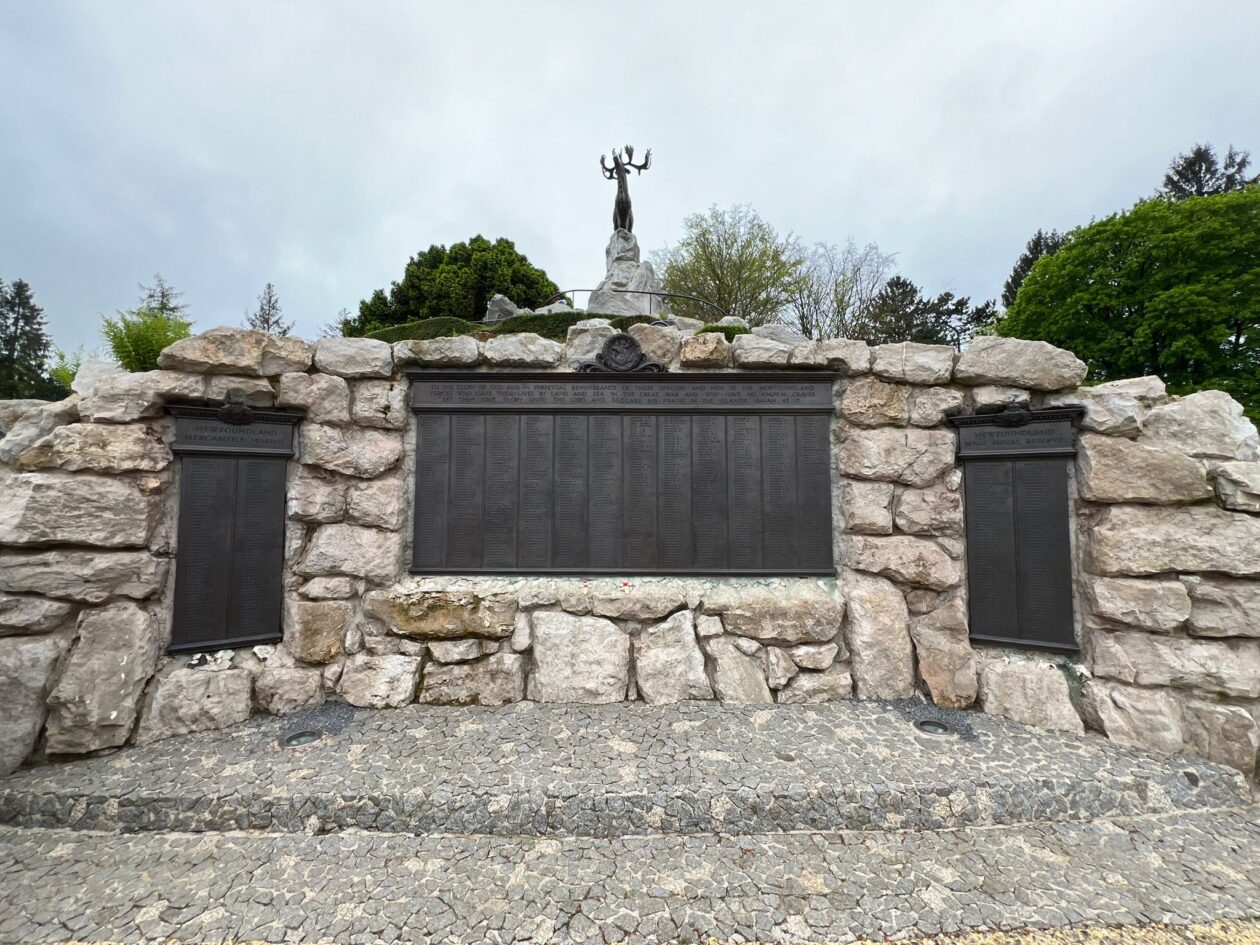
[157,327,313,376]
[751,324,805,345]
[483,293,522,325]
[731,334,791,367]
[841,479,894,534]
[1213,461,1260,512]
[14,423,171,473]
[954,337,1087,391]
[68,359,124,399]
[971,385,1030,412]
[0,633,69,775]
[0,471,159,548]
[428,639,486,663]
[300,424,402,478]
[0,550,165,604]
[134,667,253,745]
[81,371,204,422]
[336,654,421,708]
[680,331,731,367]
[45,602,160,754]
[1043,377,1164,436]
[419,652,526,706]
[787,642,842,670]
[1180,575,1260,638]
[871,343,955,385]
[978,654,1084,734]
[909,596,977,709]
[1141,390,1259,460]
[695,615,723,639]
[510,612,531,651]
[300,524,398,584]
[893,479,963,536]
[0,594,74,636]
[591,585,690,621]
[705,583,845,645]
[732,636,763,657]
[276,372,351,424]
[311,338,393,378]
[0,399,49,434]
[1181,698,1259,774]
[1090,630,1260,698]
[840,377,909,427]
[632,610,713,705]
[254,661,324,715]
[393,335,481,367]
[1085,577,1191,632]
[298,576,357,600]
[346,478,404,530]
[701,636,772,704]
[1080,679,1183,755]
[528,612,629,703]
[839,428,955,486]
[665,314,704,333]
[0,397,80,462]
[284,600,347,664]
[788,338,871,375]
[1088,504,1260,577]
[565,323,616,365]
[286,469,346,523]
[844,571,914,699]
[363,587,516,640]
[846,535,961,590]
[765,647,797,689]
[202,374,274,409]
[1076,434,1209,504]
[627,322,682,365]
[483,333,563,368]
[907,387,966,427]
[776,663,852,704]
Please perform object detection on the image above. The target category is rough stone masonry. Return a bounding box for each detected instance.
[1,321,1258,780]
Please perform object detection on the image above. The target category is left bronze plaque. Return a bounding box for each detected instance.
[168,405,301,654]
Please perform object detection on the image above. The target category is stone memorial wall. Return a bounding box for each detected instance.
[1,320,1258,780]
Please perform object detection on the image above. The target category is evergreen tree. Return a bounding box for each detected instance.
[245,282,293,335]
[138,273,188,318]
[857,277,995,348]
[0,278,58,399]
[1161,143,1258,199]
[1002,229,1067,308]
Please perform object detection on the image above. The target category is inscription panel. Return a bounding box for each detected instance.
[409,372,836,575]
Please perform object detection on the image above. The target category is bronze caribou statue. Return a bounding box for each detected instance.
[600,145,652,233]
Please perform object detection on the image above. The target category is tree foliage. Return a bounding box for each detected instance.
[138,273,188,318]
[1161,143,1258,200]
[656,205,804,326]
[101,274,193,372]
[1000,189,1260,417]
[0,278,61,399]
[856,276,996,348]
[245,282,293,335]
[788,239,897,340]
[1002,228,1066,309]
[342,236,557,336]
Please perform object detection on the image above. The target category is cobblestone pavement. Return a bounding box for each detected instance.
[1,807,1258,944]
[1,701,1248,836]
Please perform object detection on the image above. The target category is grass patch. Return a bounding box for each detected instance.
[695,324,749,342]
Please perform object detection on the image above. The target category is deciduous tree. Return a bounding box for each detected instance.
[1002,228,1066,309]
[788,239,897,340]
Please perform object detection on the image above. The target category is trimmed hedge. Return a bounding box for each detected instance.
[366,317,481,344]
[695,324,750,342]
[366,312,662,344]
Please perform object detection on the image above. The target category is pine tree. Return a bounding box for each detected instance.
[245,282,293,335]
[0,278,57,399]
[1002,229,1067,309]
[138,273,188,318]
[1161,143,1258,199]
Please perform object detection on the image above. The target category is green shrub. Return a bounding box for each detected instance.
[101,308,192,372]
[46,346,87,393]
[695,323,749,342]
[362,311,664,344]
[489,311,584,340]
[365,316,482,344]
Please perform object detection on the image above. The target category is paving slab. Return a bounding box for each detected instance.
[0,700,1249,837]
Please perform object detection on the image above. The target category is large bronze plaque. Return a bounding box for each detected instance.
[407,372,837,575]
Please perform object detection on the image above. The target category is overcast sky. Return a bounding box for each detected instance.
[3,1,1258,351]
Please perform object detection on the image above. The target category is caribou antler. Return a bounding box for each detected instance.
[599,153,617,179]
[630,148,652,173]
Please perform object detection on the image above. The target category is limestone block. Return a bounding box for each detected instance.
[702,636,772,703]
[287,469,347,523]
[484,293,522,324]
[203,375,275,407]
[839,427,955,486]
[909,596,977,709]
[0,549,166,604]
[665,315,704,333]
[751,324,806,345]
[510,612,532,651]
[66,359,123,399]
[680,332,730,367]
[695,615,723,639]
[840,377,909,427]
[276,373,351,425]
[841,479,894,534]
[1080,679,1183,755]
[255,661,324,715]
[0,398,50,434]
[977,654,1084,734]
[705,583,845,645]
[787,641,842,670]
[1088,376,1169,404]
[732,636,762,656]
[1141,390,1259,460]
[284,599,348,664]
[299,576,357,600]
[908,387,966,427]
[871,342,955,385]
[0,471,160,548]
[81,371,204,422]
[419,652,526,706]
[627,322,682,365]
[1043,377,1165,436]
[336,654,421,708]
[134,667,253,745]
[844,571,914,699]
[788,338,871,375]
[731,334,791,367]
[0,397,81,462]
[528,611,629,703]
[312,337,393,378]
[894,480,963,536]
[1213,461,1260,513]
[300,524,399,584]
[776,663,852,703]
[632,610,713,704]
[591,585,690,621]
[427,639,485,663]
[157,327,313,376]
[904,589,941,614]
[1076,434,1210,504]
[1181,698,1259,774]
[0,594,75,636]
[393,335,481,367]
[484,333,563,368]
[971,385,1030,412]
[14,423,172,474]
[363,587,517,640]
[1089,630,1260,698]
[765,647,798,689]
[954,337,1087,391]
[45,602,160,754]
[0,633,70,775]
[566,323,616,365]
[300,424,402,478]
[1180,575,1260,638]
[846,535,961,590]
[1088,504,1260,577]
[1085,577,1191,632]
[717,316,748,327]
[346,478,405,531]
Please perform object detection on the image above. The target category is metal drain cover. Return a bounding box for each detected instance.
[282,730,321,748]
[913,718,954,737]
